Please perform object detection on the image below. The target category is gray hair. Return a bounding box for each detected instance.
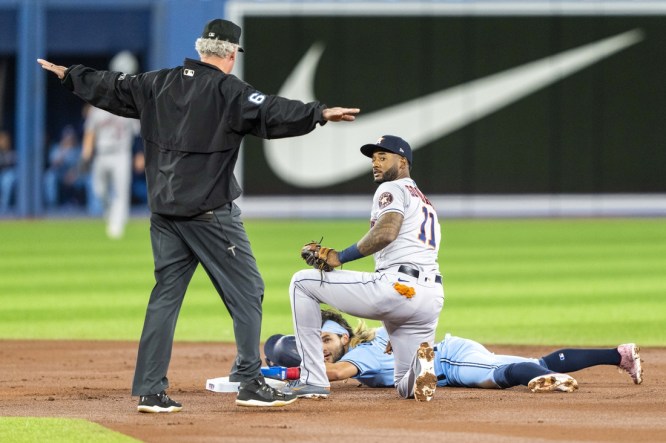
[195,38,238,58]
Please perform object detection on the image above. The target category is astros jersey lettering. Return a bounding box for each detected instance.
[371,178,441,273]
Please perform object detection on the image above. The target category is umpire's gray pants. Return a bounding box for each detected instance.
[132,202,264,396]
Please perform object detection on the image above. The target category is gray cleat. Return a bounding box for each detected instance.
[282,380,330,398]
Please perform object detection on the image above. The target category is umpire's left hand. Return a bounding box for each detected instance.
[37,59,67,80]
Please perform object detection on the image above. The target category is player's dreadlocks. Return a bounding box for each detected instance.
[320,308,376,348]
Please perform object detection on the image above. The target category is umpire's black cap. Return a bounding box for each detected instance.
[201,19,244,52]
[360,135,412,164]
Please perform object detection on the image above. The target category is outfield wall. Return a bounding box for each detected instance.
[230,1,666,217]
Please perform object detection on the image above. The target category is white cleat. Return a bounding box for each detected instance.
[528,373,578,393]
[413,342,437,402]
[617,343,643,385]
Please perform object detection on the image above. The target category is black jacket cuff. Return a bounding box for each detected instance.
[61,66,76,90]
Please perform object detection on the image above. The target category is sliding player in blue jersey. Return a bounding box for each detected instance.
[266,309,642,393]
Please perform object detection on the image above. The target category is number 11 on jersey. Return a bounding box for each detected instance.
[418,207,437,248]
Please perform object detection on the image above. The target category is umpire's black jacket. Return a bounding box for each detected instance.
[63,58,327,217]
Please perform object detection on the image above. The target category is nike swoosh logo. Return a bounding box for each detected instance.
[264,29,644,188]
[397,278,409,283]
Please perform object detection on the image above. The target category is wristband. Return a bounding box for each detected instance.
[337,244,363,264]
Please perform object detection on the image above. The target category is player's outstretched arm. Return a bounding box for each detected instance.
[325,361,359,381]
[322,107,360,122]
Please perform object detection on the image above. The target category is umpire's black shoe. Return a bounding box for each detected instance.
[235,376,298,407]
[137,391,183,413]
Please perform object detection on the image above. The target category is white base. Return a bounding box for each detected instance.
[205,376,286,393]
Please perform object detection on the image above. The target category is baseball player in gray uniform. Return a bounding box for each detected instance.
[285,135,444,401]
[82,105,140,239]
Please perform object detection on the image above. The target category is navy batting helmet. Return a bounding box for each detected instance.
[264,334,301,368]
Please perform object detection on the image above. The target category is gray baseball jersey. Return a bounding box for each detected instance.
[85,106,140,238]
[371,178,441,273]
[85,107,139,155]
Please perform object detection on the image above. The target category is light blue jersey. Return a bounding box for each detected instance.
[341,329,539,389]
[434,334,538,388]
[340,328,395,388]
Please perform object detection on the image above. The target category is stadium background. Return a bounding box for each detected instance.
[1,0,665,219]
[1,3,665,440]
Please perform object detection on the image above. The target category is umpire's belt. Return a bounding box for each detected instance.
[397,265,442,285]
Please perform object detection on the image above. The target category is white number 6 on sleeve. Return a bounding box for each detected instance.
[249,92,266,105]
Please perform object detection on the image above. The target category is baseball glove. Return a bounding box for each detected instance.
[301,240,336,272]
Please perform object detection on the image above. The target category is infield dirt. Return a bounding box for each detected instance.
[1,340,664,442]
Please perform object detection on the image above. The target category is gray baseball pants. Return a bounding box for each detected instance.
[91,151,131,238]
[132,202,264,396]
[290,267,444,398]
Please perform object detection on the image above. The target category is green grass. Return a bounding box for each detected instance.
[1,217,665,346]
[0,417,139,443]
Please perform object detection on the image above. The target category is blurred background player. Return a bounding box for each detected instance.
[82,51,141,239]
[43,125,90,210]
[266,309,643,392]
[0,129,16,214]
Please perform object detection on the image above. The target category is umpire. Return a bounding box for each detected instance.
[38,18,359,411]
